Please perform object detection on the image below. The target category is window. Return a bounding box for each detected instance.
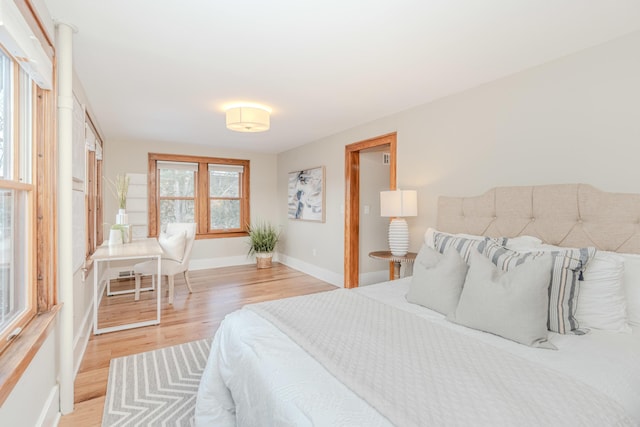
[209,164,244,230]
[0,1,56,404]
[85,119,104,257]
[0,50,36,351]
[158,161,196,227]
[148,153,250,238]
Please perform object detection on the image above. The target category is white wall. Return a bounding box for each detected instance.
[0,326,60,426]
[277,141,346,284]
[358,151,391,284]
[70,77,99,379]
[104,139,278,269]
[277,30,640,280]
[0,6,97,425]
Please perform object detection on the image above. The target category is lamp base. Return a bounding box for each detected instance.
[388,218,409,256]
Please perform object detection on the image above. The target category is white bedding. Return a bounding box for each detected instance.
[195,279,640,426]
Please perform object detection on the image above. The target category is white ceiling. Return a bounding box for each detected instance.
[43,0,640,154]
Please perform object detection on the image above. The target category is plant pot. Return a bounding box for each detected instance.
[256,252,273,269]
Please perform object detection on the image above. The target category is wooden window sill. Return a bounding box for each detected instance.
[0,305,61,406]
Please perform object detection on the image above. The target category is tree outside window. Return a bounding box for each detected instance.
[158,162,196,231]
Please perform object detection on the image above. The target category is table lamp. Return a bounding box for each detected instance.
[380,189,418,256]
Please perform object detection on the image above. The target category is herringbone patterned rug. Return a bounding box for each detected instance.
[102,338,213,427]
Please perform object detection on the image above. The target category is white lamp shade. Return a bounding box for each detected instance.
[226,106,270,132]
[380,190,418,217]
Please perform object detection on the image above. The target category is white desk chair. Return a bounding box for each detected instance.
[134,223,196,305]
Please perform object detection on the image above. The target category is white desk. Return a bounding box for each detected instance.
[91,238,163,334]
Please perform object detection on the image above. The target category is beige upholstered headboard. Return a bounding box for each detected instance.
[437,184,640,254]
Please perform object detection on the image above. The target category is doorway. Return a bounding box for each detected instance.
[344,133,397,288]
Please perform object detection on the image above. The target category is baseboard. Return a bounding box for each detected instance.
[73,295,94,377]
[277,253,344,287]
[359,270,389,286]
[189,255,254,271]
[37,385,60,427]
[189,253,383,288]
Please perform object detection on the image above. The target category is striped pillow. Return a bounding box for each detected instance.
[482,240,596,334]
[433,232,504,262]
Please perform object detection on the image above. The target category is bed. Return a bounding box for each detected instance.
[195,184,640,426]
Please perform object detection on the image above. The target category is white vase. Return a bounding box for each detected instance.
[116,208,128,225]
[109,228,123,246]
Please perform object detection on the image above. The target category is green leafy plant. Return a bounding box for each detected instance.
[247,221,280,255]
[106,173,130,209]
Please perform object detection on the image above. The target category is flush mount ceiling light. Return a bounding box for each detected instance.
[225,105,271,132]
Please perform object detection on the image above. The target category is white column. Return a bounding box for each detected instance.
[56,21,75,415]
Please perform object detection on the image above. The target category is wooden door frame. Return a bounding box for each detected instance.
[344,133,397,288]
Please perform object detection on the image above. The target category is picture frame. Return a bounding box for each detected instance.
[287,166,325,222]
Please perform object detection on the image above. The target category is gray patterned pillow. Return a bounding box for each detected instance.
[482,239,596,334]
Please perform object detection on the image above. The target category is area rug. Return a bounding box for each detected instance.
[102,338,213,427]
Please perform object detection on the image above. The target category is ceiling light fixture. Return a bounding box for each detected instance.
[225,105,270,132]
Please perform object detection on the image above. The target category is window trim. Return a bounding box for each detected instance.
[85,115,104,256]
[0,80,57,406]
[148,153,250,239]
[0,0,57,402]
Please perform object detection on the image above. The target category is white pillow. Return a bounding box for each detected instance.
[576,252,631,333]
[503,235,543,251]
[505,240,632,333]
[618,253,640,327]
[406,246,468,315]
[159,230,187,262]
[448,251,555,349]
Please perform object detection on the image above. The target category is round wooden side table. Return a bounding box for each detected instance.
[369,251,417,281]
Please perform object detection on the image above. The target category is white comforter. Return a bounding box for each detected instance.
[195,278,640,426]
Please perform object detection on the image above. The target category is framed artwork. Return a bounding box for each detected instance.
[288,166,325,222]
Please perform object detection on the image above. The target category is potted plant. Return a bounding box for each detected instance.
[247,221,280,269]
[106,173,130,224]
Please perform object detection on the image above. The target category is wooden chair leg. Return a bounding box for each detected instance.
[184,270,193,294]
[168,275,175,305]
[134,274,141,301]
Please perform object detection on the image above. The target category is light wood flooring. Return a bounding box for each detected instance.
[59,263,336,426]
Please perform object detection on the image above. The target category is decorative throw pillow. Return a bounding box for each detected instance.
[502,235,543,251]
[482,239,596,334]
[575,251,630,333]
[159,230,187,262]
[424,228,486,249]
[499,241,631,333]
[617,253,640,327]
[425,228,542,253]
[448,251,555,349]
[406,246,468,314]
[432,231,494,263]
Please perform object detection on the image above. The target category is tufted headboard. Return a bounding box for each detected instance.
[436,184,640,254]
